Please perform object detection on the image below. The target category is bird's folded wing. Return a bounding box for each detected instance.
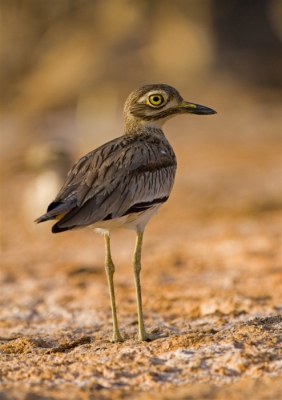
[39,135,176,229]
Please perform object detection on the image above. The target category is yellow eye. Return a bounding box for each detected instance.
[148,94,164,107]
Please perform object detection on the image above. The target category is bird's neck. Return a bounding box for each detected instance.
[124,118,165,138]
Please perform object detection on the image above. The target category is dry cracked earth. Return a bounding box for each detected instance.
[0,85,281,399]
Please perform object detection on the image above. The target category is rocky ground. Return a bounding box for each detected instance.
[0,85,281,399]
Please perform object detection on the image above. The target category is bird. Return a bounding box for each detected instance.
[35,84,216,342]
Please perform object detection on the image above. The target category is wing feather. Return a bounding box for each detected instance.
[38,134,177,230]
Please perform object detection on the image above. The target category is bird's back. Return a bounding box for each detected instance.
[36,130,177,233]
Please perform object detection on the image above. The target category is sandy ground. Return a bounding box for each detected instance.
[0,85,281,399]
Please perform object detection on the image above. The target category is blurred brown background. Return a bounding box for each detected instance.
[0,1,281,397]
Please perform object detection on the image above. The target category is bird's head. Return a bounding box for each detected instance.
[124,84,216,131]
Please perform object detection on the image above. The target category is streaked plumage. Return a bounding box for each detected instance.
[38,131,176,233]
[36,84,216,342]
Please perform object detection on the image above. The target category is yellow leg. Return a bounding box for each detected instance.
[132,230,167,341]
[104,233,124,343]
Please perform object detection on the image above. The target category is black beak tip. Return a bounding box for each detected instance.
[196,105,217,115]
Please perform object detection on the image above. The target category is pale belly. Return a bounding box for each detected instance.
[88,204,162,234]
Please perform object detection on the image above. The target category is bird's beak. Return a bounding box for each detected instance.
[176,101,217,115]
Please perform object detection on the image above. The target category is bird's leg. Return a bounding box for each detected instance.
[132,230,167,341]
[104,233,124,343]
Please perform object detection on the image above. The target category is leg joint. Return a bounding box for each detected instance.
[132,260,141,274]
[105,260,115,276]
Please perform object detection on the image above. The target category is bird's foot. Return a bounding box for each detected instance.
[138,331,168,342]
[110,331,124,343]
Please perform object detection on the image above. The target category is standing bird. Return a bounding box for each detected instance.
[35,84,216,342]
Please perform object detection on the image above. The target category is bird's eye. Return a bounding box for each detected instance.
[148,94,164,107]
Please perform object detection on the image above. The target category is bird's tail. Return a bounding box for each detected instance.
[35,213,54,223]
[34,197,76,224]
[35,209,65,224]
